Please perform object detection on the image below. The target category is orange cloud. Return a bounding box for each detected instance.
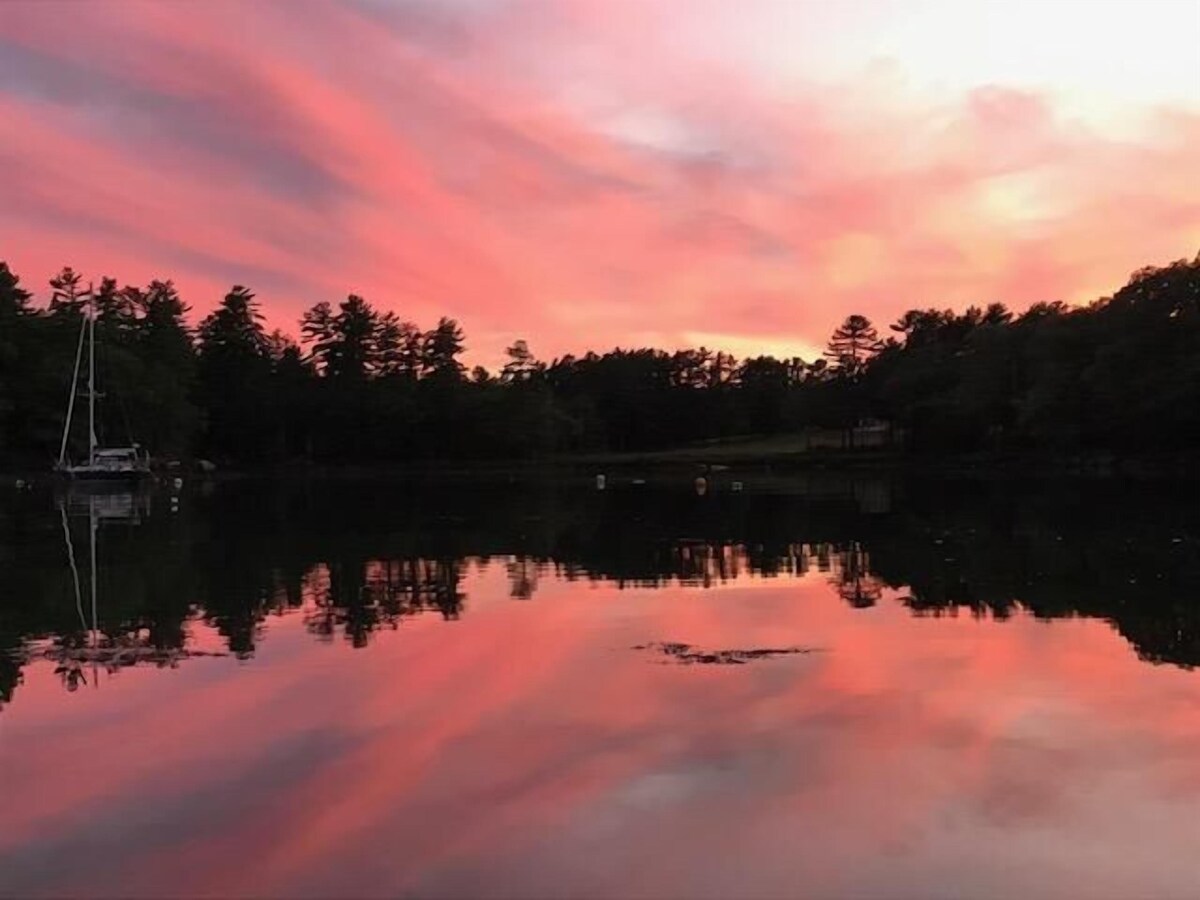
[1,0,1196,368]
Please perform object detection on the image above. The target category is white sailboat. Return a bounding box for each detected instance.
[55,285,152,482]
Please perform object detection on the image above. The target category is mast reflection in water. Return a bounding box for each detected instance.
[1,474,1198,898]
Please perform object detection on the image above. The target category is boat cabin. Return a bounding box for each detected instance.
[91,447,148,470]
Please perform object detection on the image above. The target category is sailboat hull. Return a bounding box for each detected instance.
[63,468,152,483]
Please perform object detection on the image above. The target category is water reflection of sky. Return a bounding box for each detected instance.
[3,563,1198,899]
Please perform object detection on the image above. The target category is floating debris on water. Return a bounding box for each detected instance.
[632,641,822,666]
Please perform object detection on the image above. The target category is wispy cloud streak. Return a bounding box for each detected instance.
[1,0,1197,363]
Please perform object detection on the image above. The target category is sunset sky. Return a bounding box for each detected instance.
[2,0,1198,365]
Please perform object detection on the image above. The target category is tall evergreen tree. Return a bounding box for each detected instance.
[48,267,87,318]
[301,295,379,381]
[422,317,466,381]
[130,280,198,455]
[501,339,540,383]
[0,263,34,458]
[197,286,272,459]
[824,314,883,377]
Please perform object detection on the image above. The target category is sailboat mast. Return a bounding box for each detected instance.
[58,302,89,468]
[87,286,97,467]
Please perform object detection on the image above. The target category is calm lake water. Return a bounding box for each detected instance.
[2,473,1199,899]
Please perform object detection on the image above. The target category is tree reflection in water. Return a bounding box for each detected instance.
[2,473,1198,708]
[303,557,466,647]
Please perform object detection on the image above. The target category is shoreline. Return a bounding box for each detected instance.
[4,447,1197,486]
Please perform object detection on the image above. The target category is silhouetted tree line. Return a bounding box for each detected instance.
[2,474,1198,708]
[2,253,1198,465]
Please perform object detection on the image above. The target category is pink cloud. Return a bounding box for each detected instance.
[1,1,1196,367]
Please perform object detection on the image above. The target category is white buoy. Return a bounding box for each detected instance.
[596,474,606,491]
[14,478,26,490]
[172,477,184,490]
[694,476,708,496]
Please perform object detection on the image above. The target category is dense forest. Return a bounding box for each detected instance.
[1,253,1198,466]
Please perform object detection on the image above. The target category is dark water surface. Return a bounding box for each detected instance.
[2,474,1199,899]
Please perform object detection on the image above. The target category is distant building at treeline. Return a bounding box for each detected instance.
[800,418,900,451]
